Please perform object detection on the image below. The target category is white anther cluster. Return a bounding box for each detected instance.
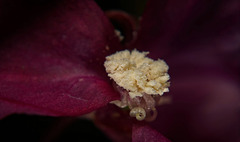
[104,49,169,98]
[104,49,170,121]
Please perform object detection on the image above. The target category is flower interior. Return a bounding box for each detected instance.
[104,49,170,121]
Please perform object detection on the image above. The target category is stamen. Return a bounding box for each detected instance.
[130,107,146,121]
[145,107,158,122]
[104,49,170,121]
[114,29,124,41]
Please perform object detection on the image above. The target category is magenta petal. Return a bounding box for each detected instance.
[0,0,120,118]
[132,124,171,142]
[135,0,240,58]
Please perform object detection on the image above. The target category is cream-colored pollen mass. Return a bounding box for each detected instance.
[104,49,170,99]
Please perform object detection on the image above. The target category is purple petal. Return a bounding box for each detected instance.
[132,124,171,142]
[0,0,121,118]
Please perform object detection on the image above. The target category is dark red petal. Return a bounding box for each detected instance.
[0,0,121,118]
[134,0,240,59]
[132,124,171,142]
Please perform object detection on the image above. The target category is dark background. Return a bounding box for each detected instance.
[0,114,111,142]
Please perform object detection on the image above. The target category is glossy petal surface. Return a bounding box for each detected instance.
[0,0,120,118]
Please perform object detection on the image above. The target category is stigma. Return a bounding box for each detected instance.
[104,49,170,121]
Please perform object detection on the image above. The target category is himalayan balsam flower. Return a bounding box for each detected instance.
[0,0,239,142]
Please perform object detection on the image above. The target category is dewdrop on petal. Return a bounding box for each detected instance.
[104,49,170,121]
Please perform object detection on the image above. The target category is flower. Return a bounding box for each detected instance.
[104,49,170,121]
[0,0,239,142]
